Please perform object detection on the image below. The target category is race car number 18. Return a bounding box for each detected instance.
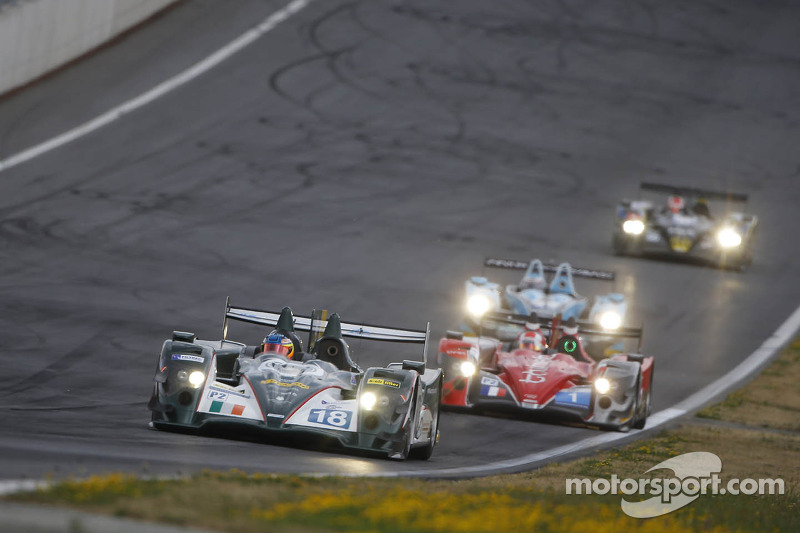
[308,409,352,428]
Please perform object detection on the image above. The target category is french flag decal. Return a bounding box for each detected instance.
[480,385,506,397]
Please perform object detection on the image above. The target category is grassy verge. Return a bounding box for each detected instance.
[696,338,800,431]
[7,340,800,532]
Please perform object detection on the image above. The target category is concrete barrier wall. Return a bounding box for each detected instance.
[0,0,178,96]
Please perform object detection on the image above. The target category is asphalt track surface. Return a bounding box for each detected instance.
[1,0,800,480]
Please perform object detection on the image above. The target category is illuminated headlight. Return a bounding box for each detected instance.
[599,311,622,330]
[622,219,645,235]
[595,377,611,394]
[360,392,377,410]
[176,370,188,381]
[716,228,742,248]
[466,294,492,318]
[460,361,477,377]
[188,371,205,388]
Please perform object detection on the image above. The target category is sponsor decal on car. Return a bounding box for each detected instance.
[520,353,557,384]
[172,354,204,363]
[486,258,529,269]
[669,236,692,253]
[260,379,310,389]
[522,398,539,408]
[209,385,249,398]
[367,378,400,388]
[320,400,347,410]
[481,376,499,386]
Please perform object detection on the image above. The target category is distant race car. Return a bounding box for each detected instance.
[148,300,442,460]
[438,312,653,431]
[613,182,757,270]
[463,258,628,352]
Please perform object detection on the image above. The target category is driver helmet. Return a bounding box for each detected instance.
[667,195,685,214]
[516,330,547,352]
[261,334,295,358]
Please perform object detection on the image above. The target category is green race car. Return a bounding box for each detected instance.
[148,301,442,460]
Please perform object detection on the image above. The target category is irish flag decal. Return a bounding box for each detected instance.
[198,382,263,421]
[210,401,245,416]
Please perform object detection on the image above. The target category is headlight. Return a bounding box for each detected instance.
[599,311,622,330]
[716,227,742,248]
[360,392,377,410]
[460,361,476,377]
[466,294,492,318]
[595,377,611,394]
[188,371,205,388]
[622,219,645,235]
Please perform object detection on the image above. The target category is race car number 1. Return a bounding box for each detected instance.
[308,409,352,428]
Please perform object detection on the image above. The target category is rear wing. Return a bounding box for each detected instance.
[641,182,748,203]
[483,311,643,351]
[484,258,615,281]
[222,299,430,358]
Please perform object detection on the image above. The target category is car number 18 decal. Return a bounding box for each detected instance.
[308,409,352,428]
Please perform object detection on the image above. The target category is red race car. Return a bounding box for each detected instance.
[438,312,654,431]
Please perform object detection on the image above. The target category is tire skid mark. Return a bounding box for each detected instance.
[0,330,106,397]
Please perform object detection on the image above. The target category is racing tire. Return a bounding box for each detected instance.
[612,234,626,256]
[390,387,418,461]
[409,377,442,460]
[633,364,653,430]
[618,371,642,433]
[399,406,415,461]
[613,233,642,257]
[735,256,752,273]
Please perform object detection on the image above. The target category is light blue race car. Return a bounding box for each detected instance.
[462,258,629,354]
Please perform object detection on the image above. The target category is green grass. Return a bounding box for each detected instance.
[8,468,798,533]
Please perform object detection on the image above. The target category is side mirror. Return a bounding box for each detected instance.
[402,360,426,373]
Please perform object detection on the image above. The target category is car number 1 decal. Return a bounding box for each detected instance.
[308,409,352,428]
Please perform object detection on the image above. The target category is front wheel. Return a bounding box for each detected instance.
[612,234,626,256]
[409,379,442,460]
[389,391,418,460]
[633,366,653,429]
